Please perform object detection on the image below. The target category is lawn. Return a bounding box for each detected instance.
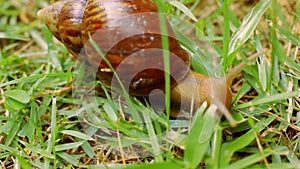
[0,0,300,168]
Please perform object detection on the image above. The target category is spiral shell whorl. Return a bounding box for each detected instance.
[38,0,87,58]
[81,0,107,44]
[37,1,66,41]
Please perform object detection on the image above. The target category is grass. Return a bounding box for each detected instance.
[0,0,300,168]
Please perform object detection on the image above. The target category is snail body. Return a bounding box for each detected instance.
[38,0,261,126]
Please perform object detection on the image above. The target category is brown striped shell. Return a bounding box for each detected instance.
[37,0,191,96]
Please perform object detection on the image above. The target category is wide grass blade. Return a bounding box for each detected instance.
[221,148,272,169]
[234,91,300,109]
[169,1,198,22]
[88,160,185,169]
[143,109,163,162]
[228,0,271,65]
[60,130,94,141]
[184,103,219,169]
[57,152,79,166]
[20,102,38,141]
[220,116,275,167]
[55,141,85,151]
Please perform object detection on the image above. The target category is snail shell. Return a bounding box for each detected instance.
[38,0,190,96]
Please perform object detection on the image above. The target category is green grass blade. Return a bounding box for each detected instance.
[57,152,79,166]
[143,110,163,162]
[234,91,300,109]
[4,89,30,104]
[254,33,268,92]
[277,26,300,46]
[169,1,197,22]
[60,130,94,141]
[247,163,299,169]
[210,126,223,169]
[184,103,218,169]
[4,119,20,146]
[45,97,57,168]
[220,116,275,167]
[0,144,20,155]
[18,101,37,143]
[160,16,171,125]
[103,101,118,122]
[221,149,272,169]
[222,0,230,69]
[19,140,55,159]
[228,0,271,55]
[16,154,34,169]
[126,160,185,169]
[0,73,68,88]
[55,141,85,151]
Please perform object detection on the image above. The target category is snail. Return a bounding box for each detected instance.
[37,0,262,126]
